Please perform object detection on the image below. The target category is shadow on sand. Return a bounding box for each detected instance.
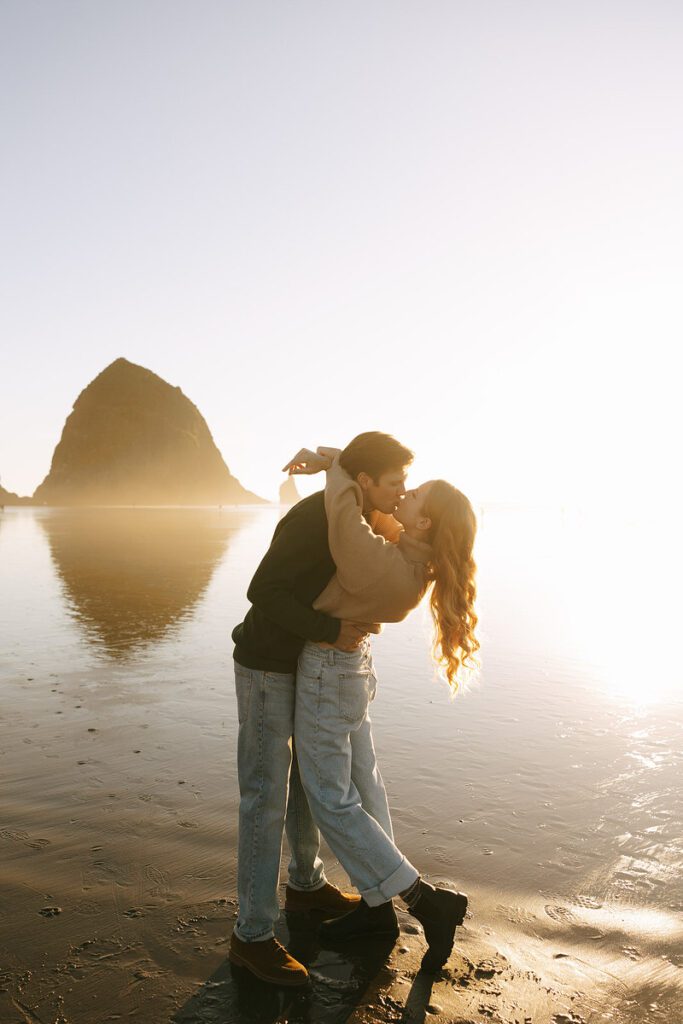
[172,913,436,1024]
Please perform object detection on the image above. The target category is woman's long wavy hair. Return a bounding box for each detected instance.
[423,481,479,694]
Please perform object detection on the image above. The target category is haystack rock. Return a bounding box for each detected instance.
[33,358,264,506]
[279,476,301,505]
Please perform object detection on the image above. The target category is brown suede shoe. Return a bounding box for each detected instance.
[228,934,309,987]
[284,881,362,917]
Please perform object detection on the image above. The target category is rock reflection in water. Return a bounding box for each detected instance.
[38,508,233,657]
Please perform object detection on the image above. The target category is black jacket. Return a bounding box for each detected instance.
[232,491,341,673]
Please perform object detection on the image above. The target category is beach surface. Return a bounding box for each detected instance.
[1,506,681,1023]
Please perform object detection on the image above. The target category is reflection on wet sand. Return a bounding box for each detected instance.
[174,918,400,1024]
[38,509,233,657]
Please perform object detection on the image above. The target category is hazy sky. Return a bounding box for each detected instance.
[1,1,681,504]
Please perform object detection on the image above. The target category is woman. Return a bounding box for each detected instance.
[284,446,479,973]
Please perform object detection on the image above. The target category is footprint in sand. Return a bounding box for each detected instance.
[1,828,30,842]
[72,900,100,916]
[572,894,603,909]
[497,904,538,926]
[1,829,49,850]
[91,859,134,886]
[545,904,576,923]
[144,863,178,900]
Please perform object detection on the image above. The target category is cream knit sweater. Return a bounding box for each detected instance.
[313,457,433,624]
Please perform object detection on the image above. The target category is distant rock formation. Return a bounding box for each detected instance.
[279,476,301,505]
[33,358,264,506]
[0,482,32,506]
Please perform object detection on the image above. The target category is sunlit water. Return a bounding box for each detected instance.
[1,504,681,1012]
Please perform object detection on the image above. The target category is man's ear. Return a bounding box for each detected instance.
[356,471,372,492]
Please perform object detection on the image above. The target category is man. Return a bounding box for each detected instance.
[229,432,413,986]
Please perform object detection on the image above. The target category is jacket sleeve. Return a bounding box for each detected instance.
[323,457,400,594]
[247,514,341,643]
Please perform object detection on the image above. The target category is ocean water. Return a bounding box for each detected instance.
[1,503,681,1019]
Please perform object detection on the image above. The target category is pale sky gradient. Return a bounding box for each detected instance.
[1,1,681,505]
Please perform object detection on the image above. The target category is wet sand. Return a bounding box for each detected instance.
[2,663,681,1024]
[4,885,673,1024]
[1,507,682,1022]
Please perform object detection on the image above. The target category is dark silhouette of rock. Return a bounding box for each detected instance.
[33,358,264,506]
[279,476,301,505]
[0,482,32,505]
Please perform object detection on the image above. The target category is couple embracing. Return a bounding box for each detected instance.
[229,432,478,986]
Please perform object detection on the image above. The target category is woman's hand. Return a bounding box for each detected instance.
[282,448,332,475]
[316,446,342,462]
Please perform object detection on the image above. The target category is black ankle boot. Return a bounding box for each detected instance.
[318,898,399,941]
[408,882,468,972]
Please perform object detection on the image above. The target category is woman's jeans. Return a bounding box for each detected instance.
[233,661,327,942]
[295,640,419,907]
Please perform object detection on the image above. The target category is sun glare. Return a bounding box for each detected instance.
[565,509,681,707]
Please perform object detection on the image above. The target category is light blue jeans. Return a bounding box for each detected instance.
[294,639,419,907]
[233,661,327,942]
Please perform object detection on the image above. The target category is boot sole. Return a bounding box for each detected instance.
[228,949,309,987]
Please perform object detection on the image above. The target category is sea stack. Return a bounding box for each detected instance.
[279,476,301,506]
[33,358,264,506]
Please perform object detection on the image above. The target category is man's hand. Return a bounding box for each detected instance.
[334,620,373,652]
[282,448,332,475]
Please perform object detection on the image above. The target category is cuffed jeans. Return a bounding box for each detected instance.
[294,640,419,907]
[233,661,327,942]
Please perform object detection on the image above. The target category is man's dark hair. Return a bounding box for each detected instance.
[339,432,414,484]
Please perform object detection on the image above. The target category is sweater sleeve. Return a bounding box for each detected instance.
[323,457,400,595]
[247,513,341,643]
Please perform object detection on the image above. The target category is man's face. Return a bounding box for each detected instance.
[359,467,408,514]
